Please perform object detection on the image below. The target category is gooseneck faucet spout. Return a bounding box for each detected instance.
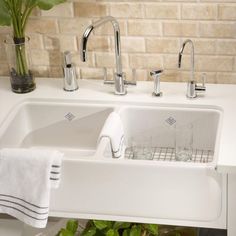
[178,39,195,83]
[80,16,126,95]
[178,39,206,98]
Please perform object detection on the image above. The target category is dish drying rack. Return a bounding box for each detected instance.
[125,147,214,163]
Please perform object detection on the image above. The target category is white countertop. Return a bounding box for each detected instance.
[0,76,236,174]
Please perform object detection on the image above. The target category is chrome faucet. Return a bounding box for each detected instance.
[80,16,126,95]
[178,39,206,98]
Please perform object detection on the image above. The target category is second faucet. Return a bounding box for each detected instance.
[178,39,206,98]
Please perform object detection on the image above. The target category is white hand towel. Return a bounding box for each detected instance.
[0,148,63,228]
[98,112,125,158]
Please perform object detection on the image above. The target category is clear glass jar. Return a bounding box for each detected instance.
[4,35,35,93]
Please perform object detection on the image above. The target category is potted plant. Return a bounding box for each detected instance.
[57,219,198,236]
[0,0,66,93]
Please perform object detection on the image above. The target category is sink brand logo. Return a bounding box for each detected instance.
[165,117,176,126]
[64,112,75,121]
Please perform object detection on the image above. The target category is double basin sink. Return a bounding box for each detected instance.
[0,99,225,226]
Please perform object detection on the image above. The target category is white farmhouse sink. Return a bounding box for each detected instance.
[0,100,226,228]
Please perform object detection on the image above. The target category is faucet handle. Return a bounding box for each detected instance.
[150,69,163,77]
[124,69,137,86]
[104,69,137,86]
[103,68,114,84]
[195,73,206,92]
[103,67,108,81]
[150,69,163,97]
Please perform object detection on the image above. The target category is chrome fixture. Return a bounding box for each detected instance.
[63,51,78,92]
[150,69,163,97]
[178,39,206,98]
[103,68,137,86]
[80,16,126,95]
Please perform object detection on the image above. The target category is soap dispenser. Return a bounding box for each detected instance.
[63,51,78,91]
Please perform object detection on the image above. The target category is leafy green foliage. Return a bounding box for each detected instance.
[0,0,66,77]
[143,224,158,235]
[56,219,79,236]
[81,220,159,236]
[0,0,66,37]
[37,0,66,10]
[66,220,79,234]
[0,1,11,26]
[130,225,142,236]
[56,219,198,236]
[93,221,112,230]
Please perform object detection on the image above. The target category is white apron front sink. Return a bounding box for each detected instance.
[0,100,226,229]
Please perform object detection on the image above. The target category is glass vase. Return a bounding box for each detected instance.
[4,36,36,93]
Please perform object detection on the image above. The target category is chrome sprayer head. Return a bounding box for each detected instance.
[80,25,94,62]
[178,53,182,68]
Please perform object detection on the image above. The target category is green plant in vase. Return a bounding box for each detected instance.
[0,0,66,93]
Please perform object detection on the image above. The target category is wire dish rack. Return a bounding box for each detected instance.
[125,147,214,163]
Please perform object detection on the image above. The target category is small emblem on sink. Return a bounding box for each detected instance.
[64,112,75,121]
[165,117,176,126]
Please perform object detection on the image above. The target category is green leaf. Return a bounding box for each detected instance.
[130,225,142,236]
[93,220,111,230]
[66,219,78,234]
[105,229,119,236]
[113,222,131,230]
[122,229,130,236]
[59,228,74,236]
[143,224,158,235]
[81,227,97,236]
[0,0,11,26]
[37,0,66,10]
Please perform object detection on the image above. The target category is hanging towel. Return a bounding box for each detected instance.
[98,112,125,158]
[0,148,63,228]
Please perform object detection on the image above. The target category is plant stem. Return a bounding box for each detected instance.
[22,5,36,33]
[16,43,28,75]
[7,0,29,76]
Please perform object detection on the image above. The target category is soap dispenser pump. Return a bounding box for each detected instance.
[63,51,78,92]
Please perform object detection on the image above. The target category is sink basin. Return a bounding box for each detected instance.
[0,101,226,227]
[120,106,222,163]
[0,100,114,158]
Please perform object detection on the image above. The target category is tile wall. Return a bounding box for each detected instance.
[0,0,236,83]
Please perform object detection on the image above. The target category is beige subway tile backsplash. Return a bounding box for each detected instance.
[86,36,110,52]
[1,0,236,84]
[195,56,234,72]
[110,3,143,18]
[199,22,236,38]
[181,4,217,20]
[145,4,180,19]
[216,41,236,55]
[128,20,161,36]
[163,22,198,37]
[129,54,163,69]
[27,19,58,34]
[218,5,236,20]
[146,38,180,54]
[59,18,92,35]
[74,2,108,17]
[41,2,74,18]
[117,37,146,53]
